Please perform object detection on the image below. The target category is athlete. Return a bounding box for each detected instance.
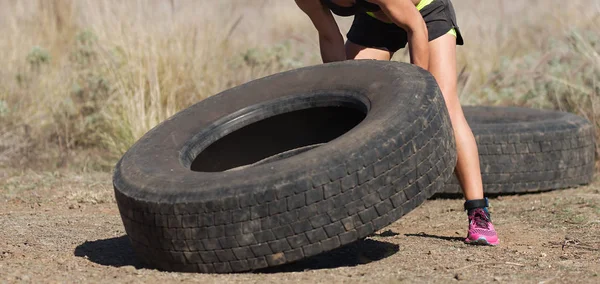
[295,0,499,245]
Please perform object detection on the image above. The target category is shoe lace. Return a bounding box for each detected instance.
[471,209,490,229]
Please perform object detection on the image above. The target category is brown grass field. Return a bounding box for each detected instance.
[0,0,599,283]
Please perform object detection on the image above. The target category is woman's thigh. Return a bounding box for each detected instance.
[345,40,393,60]
[427,33,459,110]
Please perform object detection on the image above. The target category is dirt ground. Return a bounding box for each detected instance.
[1,171,599,283]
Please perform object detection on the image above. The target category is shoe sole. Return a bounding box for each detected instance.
[465,236,499,246]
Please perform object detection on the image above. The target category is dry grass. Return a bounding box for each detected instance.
[0,0,598,172]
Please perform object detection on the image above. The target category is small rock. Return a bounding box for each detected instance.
[540,253,547,258]
[493,277,502,282]
[466,256,475,261]
[455,273,465,281]
[528,246,533,249]
[122,265,136,273]
[560,260,574,265]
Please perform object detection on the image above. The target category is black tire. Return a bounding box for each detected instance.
[441,106,595,195]
[113,61,457,273]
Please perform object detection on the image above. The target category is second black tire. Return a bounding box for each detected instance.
[442,106,595,195]
[113,61,458,273]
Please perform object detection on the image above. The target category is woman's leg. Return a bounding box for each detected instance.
[428,33,498,245]
[426,33,484,200]
[345,41,393,60]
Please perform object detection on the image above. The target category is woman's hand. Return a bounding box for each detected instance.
[295,0,347,62]
[369,0,429,69]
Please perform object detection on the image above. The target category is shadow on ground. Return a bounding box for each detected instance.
[256,239,399,273]
[74,236,399,273]
[405,232,464,242]
[74,236,142,268]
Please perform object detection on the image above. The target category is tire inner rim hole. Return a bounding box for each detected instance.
[190,102,367,172]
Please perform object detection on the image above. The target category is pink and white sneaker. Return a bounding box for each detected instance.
[464,198,499,246]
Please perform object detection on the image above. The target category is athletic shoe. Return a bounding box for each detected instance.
[464,207,499,246]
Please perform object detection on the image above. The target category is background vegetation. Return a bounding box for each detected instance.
[0,0,598,172]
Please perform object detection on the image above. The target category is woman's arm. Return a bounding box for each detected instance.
[369,0,429,69]
[295,0,346,62]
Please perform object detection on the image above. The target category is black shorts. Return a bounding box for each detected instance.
[347,0,464,52]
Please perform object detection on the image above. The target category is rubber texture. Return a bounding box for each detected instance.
[441,106,595,195]
[113,61,457,273]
